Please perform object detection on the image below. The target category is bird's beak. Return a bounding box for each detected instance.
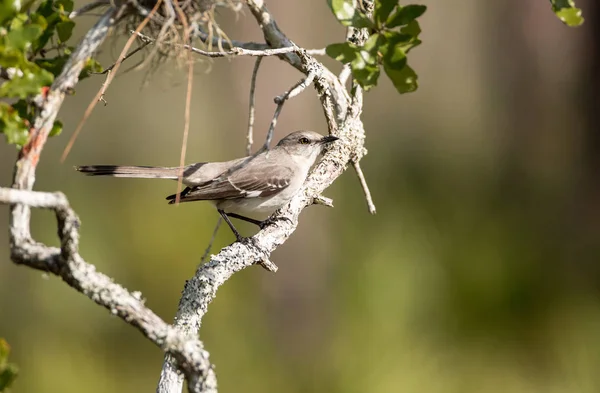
[320,135,339,144]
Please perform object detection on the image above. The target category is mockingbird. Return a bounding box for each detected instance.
[76,130,339,241]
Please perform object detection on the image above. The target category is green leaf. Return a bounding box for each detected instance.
[0,46,26,68]
[554,7,584,26]
[386,4,427,28]
[0,364,18,391]
[381,30,418,69]
[0,67,54,98]
[11,99,30,118]
[29,13,48,32]
[80,57,103,79]
[356,33,381,65]
[375,0,398,27]
[328,0,356,22]
[327,0,374,28]
[56,0,74,13]
[384,63,418,94]
[0,102,30,146]
[36,0,56,18]
[550,0,584,26]
[382,42,406,70]
[56,20,74,42]
[8,12,27,29]
[326,42,359,64]
[0,0,22,24]
[35,55,68,76]
[6,24,44,51]
[352,64,380,91]
[49,120,62,137]
[400,19,422,37]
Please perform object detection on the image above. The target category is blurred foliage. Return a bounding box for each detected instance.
[0,0,102,148]
[0,339,17,392]
[550,0,584,26]
[326,0,425,93]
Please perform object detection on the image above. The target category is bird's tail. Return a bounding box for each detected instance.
[75,165,181,179]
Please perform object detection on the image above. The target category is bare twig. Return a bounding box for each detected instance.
[134,31,324,58]
[261,72,316,153]
[173,1,193,206]
[313,195,334,208]
[194,28,326,56]
[98,69,110,105]
[258,258,278,272]
[246,57,262,154]
[352,160,376,214]
[60,0,163,162]
[211,72,316,184]
[96,41,151,74]
[200,218,222,264]
[339,65,351,85]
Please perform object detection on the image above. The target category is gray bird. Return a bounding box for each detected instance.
[76,130,339,241]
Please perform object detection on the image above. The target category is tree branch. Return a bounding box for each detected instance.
[6,6,216,392]
[157,1,371,392]
[134,31,325,58]
[1,187,217,392]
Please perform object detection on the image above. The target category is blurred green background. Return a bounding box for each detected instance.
[2,1,600,392]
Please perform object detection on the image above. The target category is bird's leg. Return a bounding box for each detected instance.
[218,209,244,242]
[225,212,265,228]
[226,212,293,229]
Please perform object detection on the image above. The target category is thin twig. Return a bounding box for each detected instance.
[98,69,110,105]
[173,1,193,206]
[212,72,316,184]
[246,57,262,155]
[96,42,151,74]
[313,195,334,207]
[274,71,316,103]
[134,32,322,58]
[351,160,376,214]
[258,259,278,272]
[200,218,222,263]
[339,65,351,85]
[60,0,163,162]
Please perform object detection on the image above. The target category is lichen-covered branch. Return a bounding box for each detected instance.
[157,1,372,392]
[1,188,216,392]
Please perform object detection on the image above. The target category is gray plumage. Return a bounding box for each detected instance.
[76,131,338,237]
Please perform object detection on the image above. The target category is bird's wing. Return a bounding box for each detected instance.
[167,162,293,203]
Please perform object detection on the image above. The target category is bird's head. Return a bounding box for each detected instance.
[276,130,339,165]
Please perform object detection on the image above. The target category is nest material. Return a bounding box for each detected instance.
[122,0,241,69]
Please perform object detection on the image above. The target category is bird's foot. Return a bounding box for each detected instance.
[259,215,294,230]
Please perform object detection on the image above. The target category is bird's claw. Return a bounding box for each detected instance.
[259,215,293,229]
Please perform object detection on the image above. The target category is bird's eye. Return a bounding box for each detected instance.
[299,137,310,144]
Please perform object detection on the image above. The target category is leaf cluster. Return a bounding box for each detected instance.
[326,0,426,94]
[0,0,102,148]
